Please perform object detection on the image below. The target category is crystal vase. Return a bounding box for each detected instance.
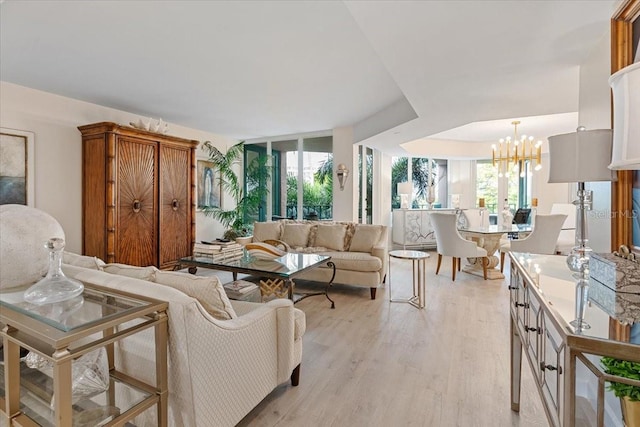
[24,238,84,305]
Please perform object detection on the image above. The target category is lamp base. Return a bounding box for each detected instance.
[566,246,592,274]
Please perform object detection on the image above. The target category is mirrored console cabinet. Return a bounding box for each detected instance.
[509,253,640,427]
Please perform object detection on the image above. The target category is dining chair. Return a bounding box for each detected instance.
[499,214,568,272]
[550,203,577,254]
[462,209,484,228]
[430,212,488,281]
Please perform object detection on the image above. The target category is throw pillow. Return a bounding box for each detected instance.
[314,224,347,251]
[63,251,106,270]
[281,223,312,248]
[349,225,383,252]
[154,270,236,320]
[103,263,157,281]
[253,221,283,242]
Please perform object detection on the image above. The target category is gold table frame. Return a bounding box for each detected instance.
[0,283,168,427]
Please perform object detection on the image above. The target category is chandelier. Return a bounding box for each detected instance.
[491,121,543,177]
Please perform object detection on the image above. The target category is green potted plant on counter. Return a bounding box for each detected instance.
[601,356,640,426]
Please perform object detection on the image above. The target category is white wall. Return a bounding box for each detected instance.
[332,126,357,221]
[0,82,236,253]
[578,30,613,253]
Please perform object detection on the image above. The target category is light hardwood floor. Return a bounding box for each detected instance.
[211,251,549,427]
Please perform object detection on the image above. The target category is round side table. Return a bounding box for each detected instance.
[389,250,429,309]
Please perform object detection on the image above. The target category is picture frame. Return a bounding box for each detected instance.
[196,159,221,210]
[0,127,35,207]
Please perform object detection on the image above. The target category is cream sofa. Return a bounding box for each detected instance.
[252,220,389,299]
[1,204,305,427]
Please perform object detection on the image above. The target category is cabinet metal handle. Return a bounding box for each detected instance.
[133,199,141,213]
[515,302,529,308]
[508,285,519,290]
[172,198,179,211]
[540,363,562,374]
[525,326,538,332]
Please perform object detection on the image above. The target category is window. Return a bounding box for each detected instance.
[476,161,498,213]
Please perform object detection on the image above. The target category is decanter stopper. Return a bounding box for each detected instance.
[24,238,84,305]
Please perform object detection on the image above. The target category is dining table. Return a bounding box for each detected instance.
[458,224,532,280]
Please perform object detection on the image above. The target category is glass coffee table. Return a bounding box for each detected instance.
[180,252,337,308]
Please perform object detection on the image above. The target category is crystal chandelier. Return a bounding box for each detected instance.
[491,121,543,177]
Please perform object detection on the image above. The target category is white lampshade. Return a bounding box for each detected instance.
[547,129,617,183]
[609,62,640,170]
[397,182,412,195]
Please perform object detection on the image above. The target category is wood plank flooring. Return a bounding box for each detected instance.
[206,251,549,427]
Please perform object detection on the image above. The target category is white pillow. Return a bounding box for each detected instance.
[314,224,347,251]
[253,221,282,242]
[63,251,106,270]
[103,263,157,281]
[154,270,236,320]
[281,223,312,248]
[349,225,383,252]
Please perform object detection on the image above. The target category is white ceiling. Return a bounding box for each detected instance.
[0,0,620,157]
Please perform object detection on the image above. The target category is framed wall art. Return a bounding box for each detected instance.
[0,128,35,206]
[196,159,221,210]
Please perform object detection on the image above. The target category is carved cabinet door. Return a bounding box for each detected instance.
[115,137,158,267]
[158,143,192,269]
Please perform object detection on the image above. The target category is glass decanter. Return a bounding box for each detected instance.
[24,238,84,305]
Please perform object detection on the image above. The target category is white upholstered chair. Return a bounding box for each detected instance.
[430,212,488,281]
[499,214,568,272]
[550,203,576,254]
[462,208,485,228]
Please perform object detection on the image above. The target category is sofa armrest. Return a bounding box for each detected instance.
[371,226,389,278]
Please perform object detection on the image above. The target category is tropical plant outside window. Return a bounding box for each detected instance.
[201,141,271,239]
[286,151,333,220]
[391,157,439,209]
[476,160,499,213]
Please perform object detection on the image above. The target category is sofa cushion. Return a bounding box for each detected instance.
[63,251,106,270]
[319,251,382,272]
[103,263,157,281]
[349,225,383,252]
[154,270,236,320]
[253,221,282,242]
[314,224,347,251]
[281,223,313,248]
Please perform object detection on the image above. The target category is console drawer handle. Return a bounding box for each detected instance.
[133,199,141,213]
[508,285,519,290]
[515,302,529,308]
[172,198,179,211]
[525,326,538,332]
[540,363,562,374]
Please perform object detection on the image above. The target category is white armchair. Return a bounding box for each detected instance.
[63,265,305,427]
[550,203,577,254]
[499,214,568,272]
[430,212,488,281]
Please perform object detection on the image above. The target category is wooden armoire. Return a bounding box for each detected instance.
[78,122,197,269]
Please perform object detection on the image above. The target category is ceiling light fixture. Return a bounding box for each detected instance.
[491,121,543,178]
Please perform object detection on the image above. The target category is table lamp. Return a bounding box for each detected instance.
[609,62,640,170]
[548,128,616,273]
[397,182,412,209]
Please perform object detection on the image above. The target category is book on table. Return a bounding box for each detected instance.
[223,280,258,298]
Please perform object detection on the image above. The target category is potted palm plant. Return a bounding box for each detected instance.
[201,141,270,242]
[601,356,640,426]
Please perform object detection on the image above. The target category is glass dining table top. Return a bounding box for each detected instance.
[460,224,532,234]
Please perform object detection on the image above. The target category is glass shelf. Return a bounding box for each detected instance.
[0,285,149,333]
[0,362,152,427]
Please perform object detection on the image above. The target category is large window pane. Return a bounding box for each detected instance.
[302,136,332,220]
[477,161,498,213]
